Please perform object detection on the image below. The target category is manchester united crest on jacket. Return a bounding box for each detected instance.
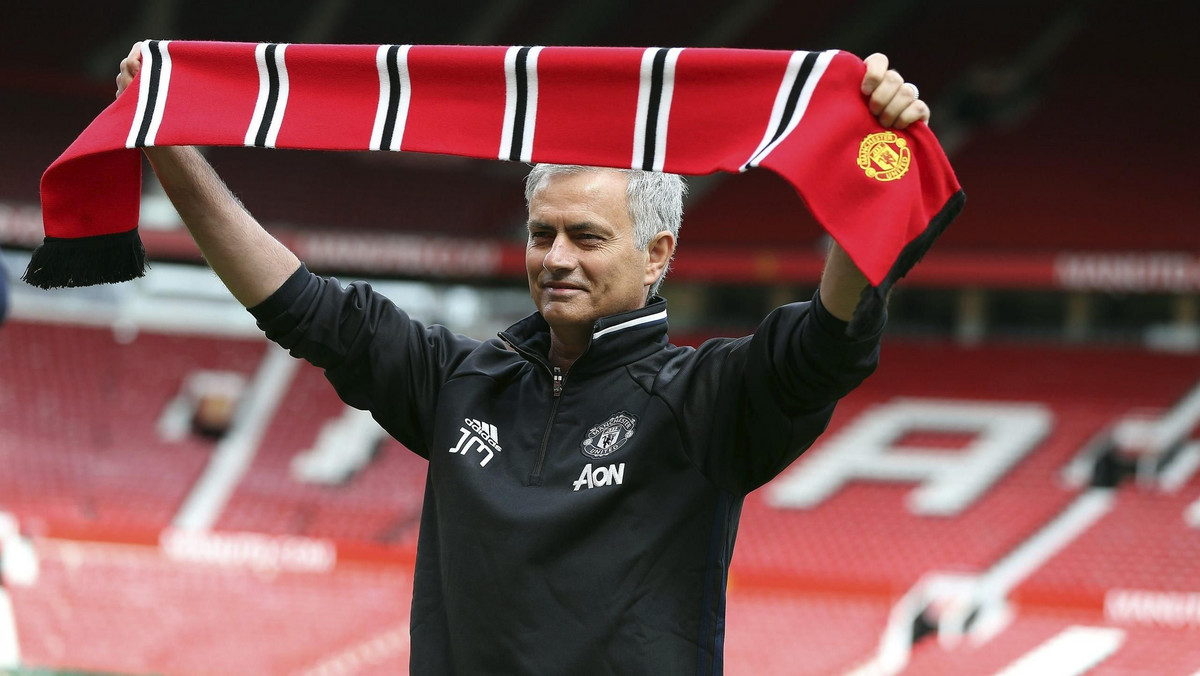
[580,411,638,459]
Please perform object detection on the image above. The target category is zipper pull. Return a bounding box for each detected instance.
[552,367,564,397]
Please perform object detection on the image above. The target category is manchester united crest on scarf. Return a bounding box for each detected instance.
[581,411,639,459]
[857,131,911,182]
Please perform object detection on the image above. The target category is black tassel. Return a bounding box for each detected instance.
[21,229,148,289]
[848,189,967,338]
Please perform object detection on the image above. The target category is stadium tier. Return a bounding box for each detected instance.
[7,539,412,675]
[732,340,1199,597]
[215,362,426,550]
[723,589,893,676]
[3,318,1199,673]
[0,320,264,540]
[1015,481,1200,609]
[900,610,1200,676]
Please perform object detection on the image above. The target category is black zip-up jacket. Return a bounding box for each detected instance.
[250,265,883,675]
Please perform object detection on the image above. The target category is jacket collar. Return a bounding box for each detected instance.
[500,297,670,372]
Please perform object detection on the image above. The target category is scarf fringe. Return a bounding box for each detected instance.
[21,230,148,289]
[849,189,967,338]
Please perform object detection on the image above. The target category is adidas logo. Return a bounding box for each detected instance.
[450,418,502,467]
[464,418,501,453]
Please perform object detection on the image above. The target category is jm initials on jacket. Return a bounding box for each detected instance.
[250,265,882,675]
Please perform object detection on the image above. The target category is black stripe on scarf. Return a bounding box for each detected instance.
[379,45,402,151]
[508,46,532,162]
[134,40,163,148]
[253,44,281,148]
[641,48,669,171]
[765,51,819,150]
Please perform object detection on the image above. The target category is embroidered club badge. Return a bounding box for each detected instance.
[857,131,911,182]
[580,411,639,459]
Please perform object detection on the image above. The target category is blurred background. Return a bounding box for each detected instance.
[0,1,1197,674]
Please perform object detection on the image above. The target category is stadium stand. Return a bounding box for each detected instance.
[0,320,264,540]
[1015,479,1200,609]
[216,362,426,552]
[923,2,1198,255]
[723,589,893,676]
[3,319,1198,674]
[7,539,412,675]
[900,612,1200,676]
[207,147,530,239]
[732,341,1200,597]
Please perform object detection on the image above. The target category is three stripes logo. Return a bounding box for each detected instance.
[449,418,502,468]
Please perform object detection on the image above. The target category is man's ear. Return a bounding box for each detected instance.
[643,230,676,287]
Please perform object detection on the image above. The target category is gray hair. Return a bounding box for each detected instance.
[524,164,686,298]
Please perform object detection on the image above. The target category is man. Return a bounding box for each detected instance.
[118,45,928,674]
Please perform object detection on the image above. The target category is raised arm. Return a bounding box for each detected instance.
[818,52,930,321]
[116,43,300,307]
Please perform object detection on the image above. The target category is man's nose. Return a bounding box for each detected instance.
[543,235,576,273]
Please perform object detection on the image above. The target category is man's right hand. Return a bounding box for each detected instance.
[115,42,143,98]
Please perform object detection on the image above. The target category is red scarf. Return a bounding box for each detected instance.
[27,41,963,329]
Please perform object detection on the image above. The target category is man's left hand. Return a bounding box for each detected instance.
[861,53,930,129]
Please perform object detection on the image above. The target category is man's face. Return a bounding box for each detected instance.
[526,170,656,335]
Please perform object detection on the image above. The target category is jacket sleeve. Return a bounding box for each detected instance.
[678,289,884,494]
[248,264,481,458]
